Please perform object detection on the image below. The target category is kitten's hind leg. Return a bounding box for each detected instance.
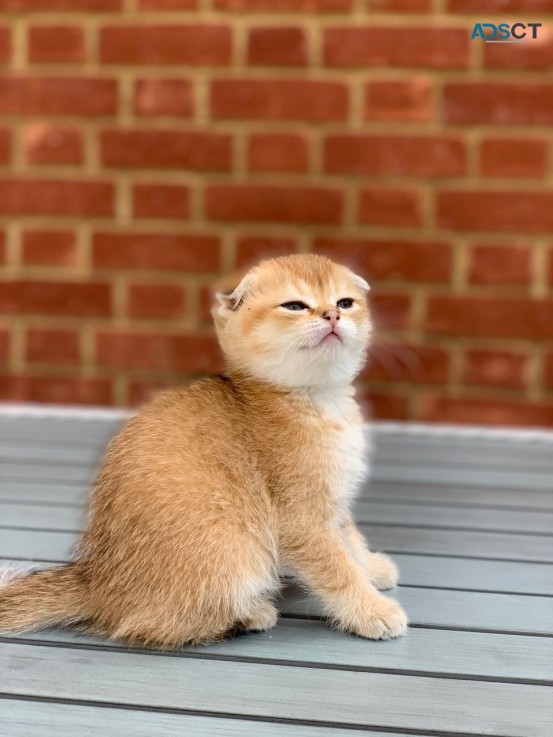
[341,518,399,590]
[242,598,278,632]
[363,552,399,591]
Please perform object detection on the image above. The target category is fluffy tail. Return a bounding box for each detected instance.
[0,563,86,633]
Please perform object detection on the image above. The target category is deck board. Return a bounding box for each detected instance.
[3,477,553,510]
[3,499,553,535]
[1,408,553,736]
[4,618,553,683]
[2,642,553,736]
[3,516,552,563]
[1,699,419,737]
[4,553,551,596]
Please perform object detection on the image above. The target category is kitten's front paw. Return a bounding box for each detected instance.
[347,596,408,640]
[365,552,399,590]
[244,600,279,632]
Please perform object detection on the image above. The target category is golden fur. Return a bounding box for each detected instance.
[0,254,407,647]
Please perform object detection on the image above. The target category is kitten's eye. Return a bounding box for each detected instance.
[280,301,309,312]
[337,298,354,309]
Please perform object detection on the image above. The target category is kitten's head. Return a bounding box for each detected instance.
[212,254,371,388]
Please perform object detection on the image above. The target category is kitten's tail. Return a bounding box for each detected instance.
[0,562,86,632]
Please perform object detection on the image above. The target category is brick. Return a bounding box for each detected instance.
[545,355,553,390]
[0,328,9,362]
[26,328,80,365]
[438,191,553,233]
[463,349,527,389]
[132,184,190,220]
[247,27,308,66]
[420,395,553,428]
[0,76,117,116]
[358,187,422,227]
[0,375,113,405]
[449,0,551,10]
[0,0,121,9]
[479,138,547,179]
[236,235,297,267]
[0,179,113,216]
[370,293,412,329]
[365,78,431,122]
[0,280,111,316]
[0,26,11,64]
[93,232,220,272]
[214,0,352,9]
[364,344,449,384]
[368,0,431,9]
[484,34,553,71]
[96,330,223,373]
[22,229,77,267]
[361,392,409,421]
[127,284,185,319]
[134,79,193,117]
[315,238,452,282]
[206,184,343,224]
[138,0,197,8]
[325,135,465,177]
[444,83,553,125]
[468,244,532,285]
[101,130,231,171]
[198,285,215,324]
[248,134,308,173]
[0,128,11,164]
[29,25,85,64]
[211,79,348,121]
[100,25,232,66]
[128,379,176,406]
[426,296,553,339]
[24,124,83,165]
[324,28,468,69]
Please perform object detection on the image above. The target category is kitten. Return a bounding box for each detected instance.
[0,254,407,648]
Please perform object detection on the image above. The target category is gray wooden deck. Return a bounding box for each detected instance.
[1,406,552,736]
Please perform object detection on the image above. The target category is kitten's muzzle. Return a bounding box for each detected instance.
[322,308,340,327]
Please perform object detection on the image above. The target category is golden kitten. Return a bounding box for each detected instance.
[0,254,407,647]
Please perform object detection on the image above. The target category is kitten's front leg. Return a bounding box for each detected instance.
[341,518,399,591]
[281,526,407,640]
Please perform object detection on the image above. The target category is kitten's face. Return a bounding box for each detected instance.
[214,254,372,388]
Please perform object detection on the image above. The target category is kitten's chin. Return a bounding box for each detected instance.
[240,342,367,390]
[304,331,342,349]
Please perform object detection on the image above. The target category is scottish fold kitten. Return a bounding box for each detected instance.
[0,254,407,647]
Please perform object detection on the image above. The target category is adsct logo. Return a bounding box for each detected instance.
[471,22,542,43]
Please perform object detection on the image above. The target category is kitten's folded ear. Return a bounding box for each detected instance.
[213,270,252,315]
[350,271,370,293]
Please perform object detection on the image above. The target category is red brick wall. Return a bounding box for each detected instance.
[0,1,552,426]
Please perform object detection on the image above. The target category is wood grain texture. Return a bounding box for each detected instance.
[354,500,553,534]
[4,553,551,596]
[4,499,552,536]
[1,643,552,736]
[0,481,87,505]
[362,482,553,511]
[278,585,553,636]
[361,524,553,562]
[1,552,551,635]
[1,699,416,737]
[5,617,553,682]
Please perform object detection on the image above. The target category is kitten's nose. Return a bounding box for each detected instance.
[322,308,340,327]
